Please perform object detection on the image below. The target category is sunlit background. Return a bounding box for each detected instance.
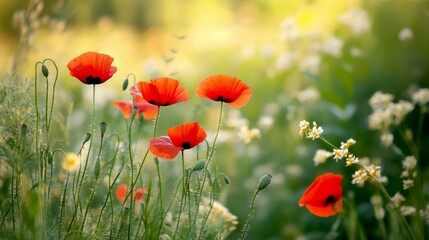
[1,0,429,239]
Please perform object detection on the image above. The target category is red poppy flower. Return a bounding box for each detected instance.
[67,52,117,84]
[299,173,343,217]
[130,77,189,106]
[149,122,207,160]
[113,95,158,119]
[196,74,252,108]
[116,184,148,202]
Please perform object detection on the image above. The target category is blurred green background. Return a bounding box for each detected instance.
[1,0,429,239]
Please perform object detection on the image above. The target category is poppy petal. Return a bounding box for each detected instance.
[149,136,182,160]
[134,95,159,119]
[67,52,117,84]
[196,74,252,108]
[131,77,189,106]
[116,184,128,202]
[113,101,133,118]
[299,173,343,217]
[167,122,207,149]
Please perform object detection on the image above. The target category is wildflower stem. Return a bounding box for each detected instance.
[240,189,260,240]
[59,172,70,239]
[127,111,136,239]
[156,159,164,217]
[173,151,187,239]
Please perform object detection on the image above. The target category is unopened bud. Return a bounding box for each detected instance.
[258,174,272,191]
[47,151,53,165]
[222,174,230,185]
[94,158,101,178]
[41,64,49,78]
[154,157,159,165]
[192,159,206,171]
[122,78,129,91]
[100,122,107,137]
[83,132,91,145]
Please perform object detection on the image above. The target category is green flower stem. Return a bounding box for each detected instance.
[67,84,96,233]
[156,159,164,217]
[95,134,121,233]
[240,189,261,240]
[127,111,136,239]
[194,102,224,237]
[59,172,70,240]
[172,151,187,240]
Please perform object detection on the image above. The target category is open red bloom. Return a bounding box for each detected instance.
[196,74,252,108]
[149,122,207,160]
[299,173,343,217]
[67,52,117,84]
[116,184,148,202]
[113,95,158,119]
[130,77,189,106]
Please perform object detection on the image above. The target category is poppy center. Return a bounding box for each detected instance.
[86,76,102,84]
[181,141,191,149]
[324,195,336,206]
[216,96,231,102]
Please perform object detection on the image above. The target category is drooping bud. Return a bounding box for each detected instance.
[41,64,49,78]
[100,122,107,138]
[223,174,231,185]
[83,132,91,145]
[192,159,206,171]
[122,78,129,91]
[258,174,272,191]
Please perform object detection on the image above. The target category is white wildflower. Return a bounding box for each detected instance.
[322,36,344,57]
[238,125,261,144]
[297,87,320,104]
[352,169,368,186]
[400,205,416,216]
[390,100,414,125]
[341,138,356,150]
[402,156,417,170]
[412,88,429,105]
[307,121,323,140]
[398,28,413,41]
[299,55,321,75]
[313,149,333,166]
[380,132,394,147]
[338,8,371,35]
[369,91,394,110]
[403,179,414,190]
[275,52,298,70]
[346,154,359,166]
[333,148,347,162]
[419,204,429,224]
[368,109,392,130]
[258,115,274,129]
[391,192,406,207]
[299,120,310,137]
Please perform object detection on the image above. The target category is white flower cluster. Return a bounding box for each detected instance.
[368,91,417,147]
[400,156,417,190]
[299,120,323,140]
[352,164,388,187]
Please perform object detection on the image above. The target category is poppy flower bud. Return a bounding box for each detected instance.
[258,174,272,191]
[154,157,159,165]
[47,151,53,165]
[222,174,230,185]
[83,132,91,145]
[100,122,107,138]
[192,159,206,171]
[122,78,129,91]
[94,158,100,178]
[41,64,49,78]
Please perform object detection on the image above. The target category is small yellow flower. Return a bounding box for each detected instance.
[299,120,310,137]
[313,149,333,166]
[400,205,416,216]
[62,153,80,172]
[402,156,417,170]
